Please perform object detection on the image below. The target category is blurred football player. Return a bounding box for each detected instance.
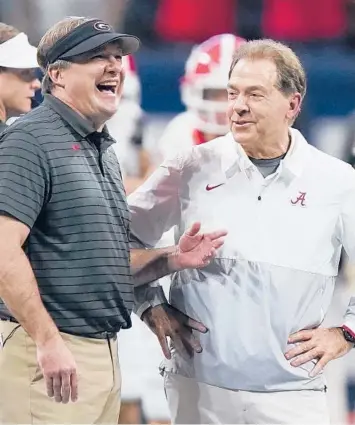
[107,55,150,194]
[157,33,246,161]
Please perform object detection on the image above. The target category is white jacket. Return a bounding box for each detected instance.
[128,128,355,392]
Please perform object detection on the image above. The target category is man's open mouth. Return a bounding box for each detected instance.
[96,82,117,93]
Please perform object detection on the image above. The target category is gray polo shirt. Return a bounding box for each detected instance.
[0,121,7,133]
[0,94,133,338]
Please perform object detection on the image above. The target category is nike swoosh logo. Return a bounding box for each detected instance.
[206,183,224,191]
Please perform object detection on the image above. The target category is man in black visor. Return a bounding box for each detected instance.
[0,16,226,424]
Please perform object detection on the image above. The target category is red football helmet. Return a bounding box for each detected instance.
[181,33,245,135]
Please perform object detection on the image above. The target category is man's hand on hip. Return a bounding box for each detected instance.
[285,327,352,377]
[142,303,208,360]
[36,336,78,403]
[172,222,227,270]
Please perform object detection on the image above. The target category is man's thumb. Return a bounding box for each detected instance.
[185,222,201,237]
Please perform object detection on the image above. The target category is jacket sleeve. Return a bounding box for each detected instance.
[128,154,183,317]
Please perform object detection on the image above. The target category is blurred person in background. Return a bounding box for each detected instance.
[107,55,151,195]
[157,33,246,162]
[0,22,40,131]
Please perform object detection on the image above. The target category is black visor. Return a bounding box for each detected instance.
[44,19,140,68]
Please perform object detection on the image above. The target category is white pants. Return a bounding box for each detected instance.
[164,372,330,424]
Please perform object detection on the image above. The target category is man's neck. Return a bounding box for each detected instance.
[240,131,291,159]
[52,92,105,132]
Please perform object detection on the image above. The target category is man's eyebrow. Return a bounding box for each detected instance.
[227,83,266,92]
[246,85,266,92]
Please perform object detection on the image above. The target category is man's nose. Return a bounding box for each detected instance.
[31,78,41,91]
[232,95,249,114]
[106,55,122,73]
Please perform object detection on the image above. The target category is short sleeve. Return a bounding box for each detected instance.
[0,130,50,228]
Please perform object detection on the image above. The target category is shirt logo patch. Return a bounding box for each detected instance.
[291,191,307,206]
[72,144,81,151]
[206,183,224,191]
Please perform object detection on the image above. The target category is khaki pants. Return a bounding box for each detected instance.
[0,320,121,424]
[164,372,330,424]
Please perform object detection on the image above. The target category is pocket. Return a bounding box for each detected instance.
[23,332,42,384]
[0,321,21,349]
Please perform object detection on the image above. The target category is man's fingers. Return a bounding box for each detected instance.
[70,371,78,402]
[170,330,192,360]
[185,222,201,237]
[181,312,208,333]
[212,239,225,250]
[285,341,316,360]
[288,329,314,343]
[204,229,228,241]
[203,248,216,260]
[290,348,320,367]
[46,371,77,404]
[309,356,330,377]
[52,374,63,402]
[156,332,171,360]
[46,375,54,398]
[183,331,203,354]
[61,372,71,404]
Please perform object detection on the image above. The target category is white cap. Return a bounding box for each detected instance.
[0,33,38,69]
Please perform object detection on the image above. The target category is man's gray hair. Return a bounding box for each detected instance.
[37,16,91,94]
[229,39,307,101]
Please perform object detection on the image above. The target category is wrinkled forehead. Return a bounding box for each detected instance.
[229,58,278,90]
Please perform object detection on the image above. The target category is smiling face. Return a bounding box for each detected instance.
[0,68,40,118]
[227,58,301,151]
[50,42,124,128]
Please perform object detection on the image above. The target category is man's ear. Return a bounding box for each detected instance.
[47,66,65,89]
[287,93,302,122]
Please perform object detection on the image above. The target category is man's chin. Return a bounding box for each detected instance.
[104,106,119,119]
[7,105,31,120]
[232,129,255,144]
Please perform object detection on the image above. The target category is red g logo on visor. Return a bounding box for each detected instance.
[93,22,112,32]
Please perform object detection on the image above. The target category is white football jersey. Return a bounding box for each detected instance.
[107,100,144,178]
[157,111,198,163]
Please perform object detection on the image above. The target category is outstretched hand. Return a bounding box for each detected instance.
[174,222,227,270]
